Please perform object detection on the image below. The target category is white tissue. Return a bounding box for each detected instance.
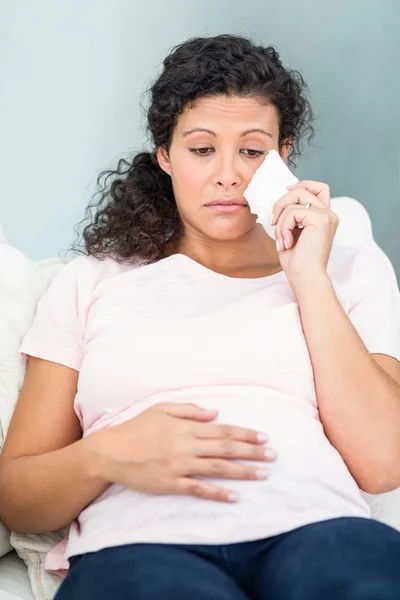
[243,149,299,240]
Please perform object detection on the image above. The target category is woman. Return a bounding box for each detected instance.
[1,34,400,600]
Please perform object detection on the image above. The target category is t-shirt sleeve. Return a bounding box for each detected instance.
[19,257,88,371]
[347,248,400,362]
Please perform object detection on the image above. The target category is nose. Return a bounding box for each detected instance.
[214,153,242,189]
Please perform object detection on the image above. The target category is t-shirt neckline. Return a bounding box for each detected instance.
[166,252,286,284]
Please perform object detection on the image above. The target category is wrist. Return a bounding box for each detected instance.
[290,271,331,298]
[79,432,115,486]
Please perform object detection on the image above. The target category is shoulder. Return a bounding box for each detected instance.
[56,253,143,283]
[328,244,396,286]
[45,254,145,302]
[328,244,399,315]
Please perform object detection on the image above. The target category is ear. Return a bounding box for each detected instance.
[156,146,172,176]
[279,138,292,163]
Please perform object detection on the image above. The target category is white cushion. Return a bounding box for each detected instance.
[0,551,34,600]
[331,197,399,295]
[10,532,66,600]
[0,521,12,558]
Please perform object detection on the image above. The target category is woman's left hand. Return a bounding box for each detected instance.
[270,180,339,286]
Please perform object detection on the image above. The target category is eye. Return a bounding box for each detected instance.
[189,148,265,159]
[241,149,265,158]
[190,148,214,156]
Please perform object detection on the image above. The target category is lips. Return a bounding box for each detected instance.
[206,200,247,206]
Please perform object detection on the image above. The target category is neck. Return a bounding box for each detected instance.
[164,230,281,279]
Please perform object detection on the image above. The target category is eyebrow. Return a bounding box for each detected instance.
[182,128,273,139]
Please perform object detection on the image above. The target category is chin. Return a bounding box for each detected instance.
[202,224,255,241]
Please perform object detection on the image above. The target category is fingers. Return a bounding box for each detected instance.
[159,402,219,422]
[194,423,268,444]
[126,460,241,504]
[182,458,270,481]
[287,181,331,208]
[271,187,324,226]
[176,478,239,503]
[276,204,338,252]
[194,439,277,462]
[160,406,269,445]
[275,204,317,251]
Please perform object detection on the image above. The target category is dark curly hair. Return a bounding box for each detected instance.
[70,34,315,265]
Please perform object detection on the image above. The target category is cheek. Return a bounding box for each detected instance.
[172,156,207,194]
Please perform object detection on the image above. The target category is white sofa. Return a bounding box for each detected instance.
[0,552,34,600]
[0,197,399,600]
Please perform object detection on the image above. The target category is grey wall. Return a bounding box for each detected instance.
[1,0,399,275]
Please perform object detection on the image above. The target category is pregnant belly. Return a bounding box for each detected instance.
[81,386,369,530]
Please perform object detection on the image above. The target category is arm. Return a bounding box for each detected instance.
[293,273,400,494]
[0,357,110,533]
[0,438,110,534]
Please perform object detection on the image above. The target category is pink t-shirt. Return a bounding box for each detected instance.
[19,246,400,571]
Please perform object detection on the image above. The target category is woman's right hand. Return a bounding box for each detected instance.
[86,402,277,503]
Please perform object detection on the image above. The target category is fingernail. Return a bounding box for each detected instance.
[265,448,277,459]
[228,492,239,502]
[276,240,281,252]
[257,432,268,442]
[256,469,269,480]
[284,238,289,250]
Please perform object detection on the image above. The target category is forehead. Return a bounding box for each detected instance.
[174,95,280,139]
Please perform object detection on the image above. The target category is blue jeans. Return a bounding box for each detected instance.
[55,517,400,599]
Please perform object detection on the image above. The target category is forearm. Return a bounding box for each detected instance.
[0,437,110,533]
[293,273,400,493]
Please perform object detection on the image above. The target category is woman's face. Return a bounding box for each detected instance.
[157,95,290,246]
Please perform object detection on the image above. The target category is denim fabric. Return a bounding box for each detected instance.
[56,517,400,600]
